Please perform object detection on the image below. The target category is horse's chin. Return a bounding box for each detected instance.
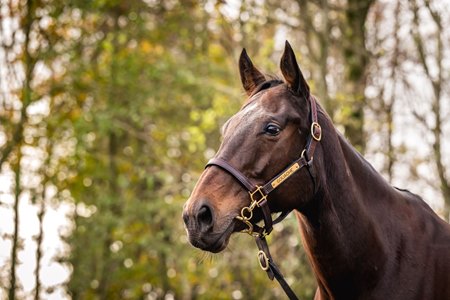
[187,219,237,253]
[201,234,231,253]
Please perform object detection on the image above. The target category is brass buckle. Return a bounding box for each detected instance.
[249,186,267,209]
[311,122,322,141]
[238,219,254,235]
[235,186,268,237]
[257,250,270,271]
[236,207,254,235]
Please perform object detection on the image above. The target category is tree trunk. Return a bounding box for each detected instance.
[8,0,34,297]
[8,148,22,300]
[385,0,402,181]
[341,0,375,153]
[34,140,52,300]
[410,0,450,219]
[34,184,45,300]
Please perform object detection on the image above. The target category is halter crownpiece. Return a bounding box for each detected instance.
[205,95,322,300]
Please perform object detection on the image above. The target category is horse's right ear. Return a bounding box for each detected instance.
[239,49,266,96]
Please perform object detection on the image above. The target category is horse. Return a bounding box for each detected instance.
[182,41,450,299]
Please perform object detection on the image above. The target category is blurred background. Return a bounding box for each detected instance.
[0,0,449,299]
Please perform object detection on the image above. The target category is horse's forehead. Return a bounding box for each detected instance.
[242,87,288,114]
[233,100,267,126]
[222,86,293,137]
[258,87,289,111]
[222,100,262,134]
[220,99,265,139]
[236,89,286,118]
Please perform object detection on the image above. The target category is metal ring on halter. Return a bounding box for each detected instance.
[258,250,270,271]
[236,208,254,235]
[311,122,322,141]
[240,206,253,220]
[301,149,307,160]
[301,148,313,165]
[235,187,266,236]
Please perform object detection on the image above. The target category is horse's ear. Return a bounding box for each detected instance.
[280,41,310,99]
[239,49,266,96]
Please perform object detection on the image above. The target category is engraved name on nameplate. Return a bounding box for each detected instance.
[271,163,300,189]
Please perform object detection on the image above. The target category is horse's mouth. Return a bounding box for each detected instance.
[194,235,229,253]
[187,219,237,253]
[186,207,266,253]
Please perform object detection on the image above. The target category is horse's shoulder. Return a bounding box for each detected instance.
[390,187,450,243]
[394,187,439,215]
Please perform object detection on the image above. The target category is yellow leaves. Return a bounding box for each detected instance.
[201,110,217,130]
[152,129,165,142]
[211,94,228,116]
[186,126,206,153]
[208,43,226,63]
[140,41,163,56]
[78,92,88,103]
[69,108,81,120]
[189,109,216,131]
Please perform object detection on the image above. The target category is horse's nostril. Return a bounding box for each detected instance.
[197,205,213,231]
[182,211,189,226]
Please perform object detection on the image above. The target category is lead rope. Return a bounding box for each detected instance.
[255,234,300,300]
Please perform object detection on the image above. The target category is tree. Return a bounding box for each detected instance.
[269,0,375,152]
[409,0,450,218]
[1,0,74,297]
[0,0,38,298]
[365,0,404,181]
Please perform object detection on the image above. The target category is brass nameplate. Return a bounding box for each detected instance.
[271,163,300,189]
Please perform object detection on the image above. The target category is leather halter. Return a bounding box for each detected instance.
[205,95,322,300]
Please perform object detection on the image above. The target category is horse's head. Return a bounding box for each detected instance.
[183,42,321,253]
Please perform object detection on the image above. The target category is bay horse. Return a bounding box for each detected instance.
[182,41,450,299]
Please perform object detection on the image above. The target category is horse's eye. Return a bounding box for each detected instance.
[264,123,281,136]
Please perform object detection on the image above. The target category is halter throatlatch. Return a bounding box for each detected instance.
[205,95,322,300]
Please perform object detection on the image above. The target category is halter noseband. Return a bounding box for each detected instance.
[204,95,322,300]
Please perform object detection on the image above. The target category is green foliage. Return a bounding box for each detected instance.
[57,1,318,299]
[43,1,313,299]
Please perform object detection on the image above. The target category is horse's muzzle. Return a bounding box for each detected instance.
[183,201,236,253]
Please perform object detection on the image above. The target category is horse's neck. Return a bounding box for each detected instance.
[297,123,393,297]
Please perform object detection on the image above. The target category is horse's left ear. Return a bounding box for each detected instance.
[280,41,310,99]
